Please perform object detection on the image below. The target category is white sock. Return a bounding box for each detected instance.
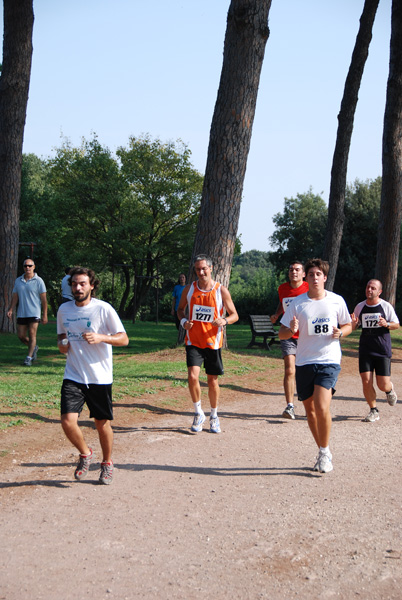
[210,407,218,419]
[194,401,202,415]
[320,446,330,456]
[287,403,294,408]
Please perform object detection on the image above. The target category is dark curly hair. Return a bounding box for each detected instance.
[68,266,100,296]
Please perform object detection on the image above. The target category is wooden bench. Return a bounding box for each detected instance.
[247,315,279,350]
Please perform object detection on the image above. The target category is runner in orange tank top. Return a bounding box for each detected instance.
[177,254,238,434]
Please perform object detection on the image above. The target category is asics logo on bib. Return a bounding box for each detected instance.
[312,317,330,324]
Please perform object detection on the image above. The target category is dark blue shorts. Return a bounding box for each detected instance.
[61,379,113,420]
[296,363,341,402]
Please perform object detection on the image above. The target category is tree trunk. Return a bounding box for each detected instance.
[178,0,271,346]
[323,0,379,290]
[0,0,34,332]
[375,0,402,305]
[191,0,271,287]
[118,266,131,317]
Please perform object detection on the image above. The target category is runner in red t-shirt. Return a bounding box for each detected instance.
[271,261,309,419]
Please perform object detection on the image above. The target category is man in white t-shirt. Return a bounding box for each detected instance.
[57,267,129,485]
[60,267,74,304]
[279,258,352,473]
[351,279,399,422]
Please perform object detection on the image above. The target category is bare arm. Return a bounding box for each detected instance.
[332,322,352,339]
[7,293,18,319]
[40,292,48,324]
[177,285,193,330]
[378,316,400,331]
[57,334,69,354]
[279,316,299,340]
[270,302,283,324]
[350,312,359,330]
[212,286,239,327]
[57,331,129,354]
[81,331,129,346]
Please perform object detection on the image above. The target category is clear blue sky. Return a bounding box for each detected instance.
[1,0,392,251]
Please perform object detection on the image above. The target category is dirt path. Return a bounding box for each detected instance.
[1,352,401,599]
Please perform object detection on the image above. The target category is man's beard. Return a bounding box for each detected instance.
[73,291,91,303]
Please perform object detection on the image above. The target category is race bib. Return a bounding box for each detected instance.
[361,313,381,328]
[192,304,214,322]
[307,316,333,336]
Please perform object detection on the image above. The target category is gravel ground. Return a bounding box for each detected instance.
[0,352,401,600]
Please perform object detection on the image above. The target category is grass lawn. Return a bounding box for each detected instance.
[1,320,401,431]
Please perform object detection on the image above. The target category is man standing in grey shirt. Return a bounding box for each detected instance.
[7,259,48,366]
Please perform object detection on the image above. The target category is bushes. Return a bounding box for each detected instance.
[229,267,279,321]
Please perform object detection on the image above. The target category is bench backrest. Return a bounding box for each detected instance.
[249,315,276,334]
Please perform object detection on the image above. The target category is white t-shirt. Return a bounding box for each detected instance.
[57,298,126,385]
[281,291,351,366]
[61,274,74,300]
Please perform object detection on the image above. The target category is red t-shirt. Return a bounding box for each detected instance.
[278,281,309,339]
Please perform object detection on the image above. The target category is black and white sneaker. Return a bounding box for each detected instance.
[386,384,397,406]
[364,408,380,422]
[282,405,295,420]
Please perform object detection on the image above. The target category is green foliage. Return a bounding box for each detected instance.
[267,178,402,313]
[20,154,69,315]
[269,188,327,274]
[229,251,279,319]
[116,135,203,317]
[20,135,202,318]
[335,178,382,309]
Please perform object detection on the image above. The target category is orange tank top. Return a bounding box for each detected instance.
[185,281,224,349]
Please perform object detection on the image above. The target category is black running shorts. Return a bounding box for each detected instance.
[17,317,40,324]
[359,354,391,376]
[186,345,224,376]
[61,379,113,420]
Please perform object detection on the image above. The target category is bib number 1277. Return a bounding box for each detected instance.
[192,304,214,322]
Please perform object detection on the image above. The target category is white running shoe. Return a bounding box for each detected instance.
[313,450,332,472]
[364,408,380,422]
[282,405,295,420]
[386,384,397,406]
[317,453,333,473]
[191,411,205,432]
[209,416,221,434]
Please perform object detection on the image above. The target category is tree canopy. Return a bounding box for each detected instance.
[267,178,401,313]
[19,135,203,318]
[269,188,327,274]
